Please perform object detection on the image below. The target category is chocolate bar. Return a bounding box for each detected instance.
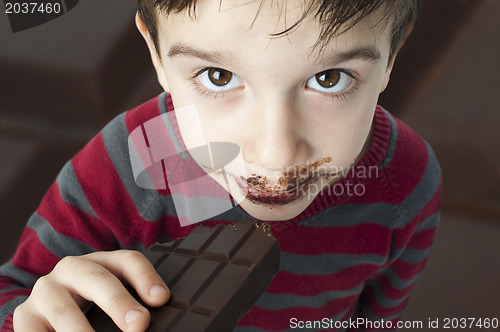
[86,221,280,331]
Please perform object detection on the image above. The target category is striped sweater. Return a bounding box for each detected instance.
[0,92,442,331]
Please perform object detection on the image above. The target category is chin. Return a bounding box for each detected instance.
[238,195,312,221]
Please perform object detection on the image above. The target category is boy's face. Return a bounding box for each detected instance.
[138,0,394,221]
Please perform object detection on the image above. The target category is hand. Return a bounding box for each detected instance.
[13,250,170,332]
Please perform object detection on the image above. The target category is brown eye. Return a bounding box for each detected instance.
[315,70,341,88]
[197,67,243,93]
[208,68,233,86]
[307,69,354,94]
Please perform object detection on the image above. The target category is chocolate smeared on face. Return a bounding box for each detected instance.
[279,157,333,190]
[238,157,339,205]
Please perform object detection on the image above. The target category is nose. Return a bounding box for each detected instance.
[241,96,309,169]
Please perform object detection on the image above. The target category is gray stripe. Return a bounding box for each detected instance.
[27,213,96,258]
[415,211,440,232]
[124,197,249,234]
[365,280,412,309]
[56,161,97,218]
[397,246,434,264]
[204,204,252,222]
[303,202,400,229]
[173,203,250,224]
[255,284,363,311]
[0,261,37,288]
[377,110,398,170]
[101,113,168,222]
[158,93,187,157]
[0,285,21,295]
[0,295,28,325]
[170,194,237,222]
[387,241,434,265]
[377,267,423,290]
[158,91,168,114]
[397,142,442,226]
[127,233,174,251]
[125,242,147,251]
[358,304,404,327]
[281,252,387,275]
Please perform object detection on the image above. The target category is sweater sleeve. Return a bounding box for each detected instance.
[0,105,163,330]
[353,126,443,331]
[0,136,120,329]
[354,192,441,331]
[0,157,112,330]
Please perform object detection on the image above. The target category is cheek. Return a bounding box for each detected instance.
[190,103,244,146]
[314,102,375,169]
[164,74,191,107]
[333,76,383,163]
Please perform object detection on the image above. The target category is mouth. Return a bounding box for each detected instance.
[233,167,337,206]
[209,156,340,206]
[233,173,326,206]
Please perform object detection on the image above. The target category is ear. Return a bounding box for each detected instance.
[135,12,170,92]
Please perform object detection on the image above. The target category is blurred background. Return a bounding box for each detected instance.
[1,0,499,329]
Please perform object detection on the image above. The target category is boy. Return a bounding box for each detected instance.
[1,0,442,331]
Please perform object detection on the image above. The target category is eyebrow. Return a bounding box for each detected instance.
[168,42,381,67]
[318,46,382,66]
[168,43,236,65]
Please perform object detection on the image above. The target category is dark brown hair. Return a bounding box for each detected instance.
[138,0,420,61]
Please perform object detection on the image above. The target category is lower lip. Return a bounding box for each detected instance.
[235,177,315,206]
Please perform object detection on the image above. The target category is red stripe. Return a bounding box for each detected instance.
[124,94,162,134]
[12,228,60,277]
[382,120,429,204]
[393,183,442,250]
[413,180,442,223]
[408,228,437,249]
[348,170,397,205]
[390,259,428,280]
[239,294,359,331]
[36,181,117,251]
[0,277,17,290]
[1,313,13,331]
[267,264,379,296]
[71,133,151,247]
[275,224,392,256]
[0,288,31,308]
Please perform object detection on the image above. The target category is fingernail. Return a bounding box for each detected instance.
[149,284,168,297]
[125,309,142,325]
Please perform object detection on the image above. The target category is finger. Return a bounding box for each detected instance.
[13,301,52,332]
[53,256,150,332]
[31,276,94,332]
[87,250,170,307]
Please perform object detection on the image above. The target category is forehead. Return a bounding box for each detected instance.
[155,0,391,63]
